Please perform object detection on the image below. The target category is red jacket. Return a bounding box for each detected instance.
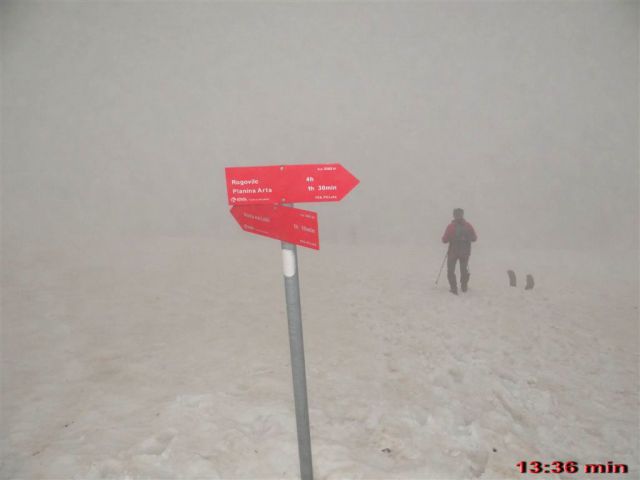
[442,220,477,257]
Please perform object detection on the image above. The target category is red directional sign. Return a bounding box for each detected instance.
[230,204,319,250]
[225,164,359,205]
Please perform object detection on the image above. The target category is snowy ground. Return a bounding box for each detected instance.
[1,236,638,479]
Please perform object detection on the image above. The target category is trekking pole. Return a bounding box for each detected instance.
[435,251,448,285]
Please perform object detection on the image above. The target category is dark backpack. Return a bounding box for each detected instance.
[454,223,470,243]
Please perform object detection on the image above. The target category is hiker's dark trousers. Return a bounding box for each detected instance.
[447,254,469,292]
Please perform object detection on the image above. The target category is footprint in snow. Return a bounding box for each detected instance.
[131,430,176,456]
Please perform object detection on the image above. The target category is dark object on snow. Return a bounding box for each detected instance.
[492,448,497,453]
[381,448,392,454]
[507,270,517,287]
[525,274,535,290]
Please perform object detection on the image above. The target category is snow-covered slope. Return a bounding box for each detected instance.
[2,237,637,479]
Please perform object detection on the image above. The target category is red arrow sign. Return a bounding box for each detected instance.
[225,164,359,205]
[230,204,319,250]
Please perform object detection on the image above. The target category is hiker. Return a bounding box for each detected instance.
[441,208,477,294]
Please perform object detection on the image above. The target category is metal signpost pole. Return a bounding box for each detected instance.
[280,204,313,480]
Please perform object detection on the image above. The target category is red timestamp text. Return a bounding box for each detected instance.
[516,460,629,475]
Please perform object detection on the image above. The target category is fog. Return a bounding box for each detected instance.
[2,3,639,478]
[2,1,637,251]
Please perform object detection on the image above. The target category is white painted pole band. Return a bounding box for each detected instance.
[282,249,296,277]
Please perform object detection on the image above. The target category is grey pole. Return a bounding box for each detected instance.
[280,209,313,480]
[435,250,448,285]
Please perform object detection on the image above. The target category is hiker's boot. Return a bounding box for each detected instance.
[461,272,470,292]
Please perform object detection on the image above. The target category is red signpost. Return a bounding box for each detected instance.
[230,204,319,250]
[225,163,359,205]
[225,163,358,480]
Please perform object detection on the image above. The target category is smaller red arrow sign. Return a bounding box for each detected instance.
[230,204,319,250]
[225,163,359,205]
